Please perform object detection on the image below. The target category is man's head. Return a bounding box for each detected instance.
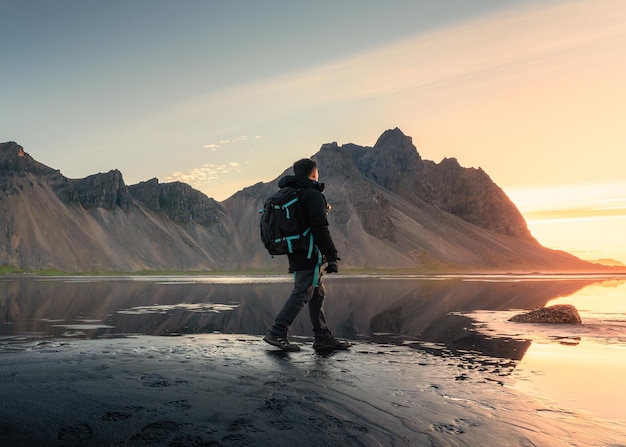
[293,158,318,181]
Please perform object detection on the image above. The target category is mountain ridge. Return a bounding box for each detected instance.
[0,131,617,273]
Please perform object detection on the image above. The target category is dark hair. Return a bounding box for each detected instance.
[293,158,317,177]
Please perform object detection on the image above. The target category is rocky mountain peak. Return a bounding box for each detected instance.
[0,141,56,175]
[315,141,363,178]
[128,178,225,226]
[373,127,415,152]
[357,127,422,194]
[319,142,340,152]
[0,141,24,158]
[0,142,77,201]
[69,170,130,210]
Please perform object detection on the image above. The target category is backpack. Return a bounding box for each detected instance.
[259,187,314,257]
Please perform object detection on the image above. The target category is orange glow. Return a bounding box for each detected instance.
[513,341,626,421]
[506,183,626,265]
[512,281,626,421]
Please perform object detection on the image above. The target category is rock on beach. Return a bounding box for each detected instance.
[508,304,582,324]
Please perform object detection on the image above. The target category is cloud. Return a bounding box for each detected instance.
[507,182,626,222]
[140,0,625,197]
[202,135,259,151]
[172,0,624,119]
[164,162,242,191]
[524,207,626,222]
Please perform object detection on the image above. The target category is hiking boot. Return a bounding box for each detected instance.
[313,336,351,352]
[263,331,301,352]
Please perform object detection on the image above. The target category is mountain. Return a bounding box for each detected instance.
[0,131,613,272]
[589,258,625,267]
[224,128,598,272]
[0,141,236,271]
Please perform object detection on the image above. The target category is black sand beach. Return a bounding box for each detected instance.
[2,333,625,447]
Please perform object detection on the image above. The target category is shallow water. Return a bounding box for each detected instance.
[0,273,613,341]
[463,279,626,422]
[1,273,626,431]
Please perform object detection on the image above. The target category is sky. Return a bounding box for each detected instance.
[1,0,625,264]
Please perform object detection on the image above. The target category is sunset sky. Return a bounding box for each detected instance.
[2,0,625,264]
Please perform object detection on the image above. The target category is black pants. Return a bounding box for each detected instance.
[271,266,330,339]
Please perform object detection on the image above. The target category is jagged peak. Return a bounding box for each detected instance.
[0,141,56,174]
[369,127,422,165]
[0,141,24,156]
[439,157,460,166]
[438,157,488,177]
[82,169,124,180]
[129,177,159,189]
[69,169,129,210]
[319,141,340,152]
[0,141,26,166]
[373,127,413,150]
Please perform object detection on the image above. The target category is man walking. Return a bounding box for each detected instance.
[263,158,351,352]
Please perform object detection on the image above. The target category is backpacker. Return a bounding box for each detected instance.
[259,187,314,257]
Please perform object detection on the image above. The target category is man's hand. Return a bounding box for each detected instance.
[324,260,339,273]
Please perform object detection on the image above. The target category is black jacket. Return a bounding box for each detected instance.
[277,175,338,271]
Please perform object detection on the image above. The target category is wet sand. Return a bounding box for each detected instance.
[1,334,625,447]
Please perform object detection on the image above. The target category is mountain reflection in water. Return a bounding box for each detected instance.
[0,275,605,362]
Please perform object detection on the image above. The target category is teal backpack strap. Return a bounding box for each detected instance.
[311,246,323,288]
[305,229,314,259]
[281,197,299,219]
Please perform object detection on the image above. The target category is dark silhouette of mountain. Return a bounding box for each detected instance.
[589,258,625,267]
[0,131,615,272]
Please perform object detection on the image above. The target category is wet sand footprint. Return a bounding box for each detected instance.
[228,417,264,434]
[165,400,192,411]
[265,396,286,412]
[432,418,479,435]
[141,373,188,388]
[101,411,132,421]
[141,373,171,388]
[307,413,369,435]
[220,432,256,447]
[238,374,257,384]
[57,422,93,446]
[432,423,465,435]
[255,396,295,430]
[168,433,219,447]
[129,420,181,444]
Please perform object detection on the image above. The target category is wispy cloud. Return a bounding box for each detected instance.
[165,162,242,190]
[523,207,626,221]
[507,182,626,222]
[201,135,259,151]
[507,181,626,263]
[171,0,626,123]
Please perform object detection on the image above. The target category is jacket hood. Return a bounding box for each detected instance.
[278,175,325,192]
